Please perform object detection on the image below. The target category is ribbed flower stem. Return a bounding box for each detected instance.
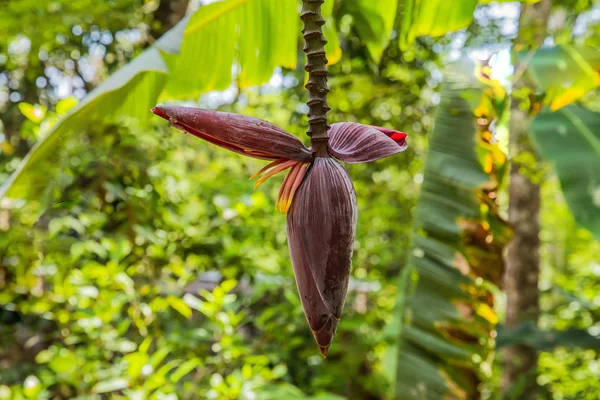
[301,0,330,157]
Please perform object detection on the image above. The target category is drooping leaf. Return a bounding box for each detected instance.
[0,0,303,220]
[163,0,299,99]
[524,45,600,111]
[530,104,600,238]
[0,48,169,219]
[395,63,509,399]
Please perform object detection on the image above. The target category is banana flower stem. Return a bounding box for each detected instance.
[301,0,331,157]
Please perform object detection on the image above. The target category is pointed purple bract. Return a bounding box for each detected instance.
[152,106,312,163]
[328,122,408,163]
[287,158,357,354]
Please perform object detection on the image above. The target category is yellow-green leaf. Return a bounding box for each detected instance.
[168,296,193,319]
[18,102,46,123]
[163,0,298,99]
[400,0,477,49]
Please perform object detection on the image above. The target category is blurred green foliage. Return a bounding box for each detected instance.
[1,0,599,399]
[0,2,429,398]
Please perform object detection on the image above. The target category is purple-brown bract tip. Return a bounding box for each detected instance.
[151,106,168,120]
[320,346,329,358]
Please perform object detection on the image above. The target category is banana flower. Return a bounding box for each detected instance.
[152,106,407,356]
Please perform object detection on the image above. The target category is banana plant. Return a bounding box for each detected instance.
[394,63,510,399]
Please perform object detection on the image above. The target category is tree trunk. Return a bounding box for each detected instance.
[152,0,190,37]
[503,1,552,398]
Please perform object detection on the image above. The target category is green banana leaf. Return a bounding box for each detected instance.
[399,0,539,49]
[400,0,478,49]
[531,104,600,238]
[395,64,510,399]
[523,45,600,111]
[162,0,299,99]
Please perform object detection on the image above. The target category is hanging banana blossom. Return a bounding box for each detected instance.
[151,0,408,357]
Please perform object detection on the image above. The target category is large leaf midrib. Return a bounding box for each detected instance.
[560,107,600,157]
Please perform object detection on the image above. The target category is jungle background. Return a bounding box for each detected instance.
[1,0,600,399]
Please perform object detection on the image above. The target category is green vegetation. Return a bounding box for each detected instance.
[1,0,599,399]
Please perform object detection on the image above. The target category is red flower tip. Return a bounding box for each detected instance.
[391,131,409,142]
[369,126,408,145]
[151,106,168,120]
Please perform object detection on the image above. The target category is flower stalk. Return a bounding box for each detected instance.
[301,0,330,156]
